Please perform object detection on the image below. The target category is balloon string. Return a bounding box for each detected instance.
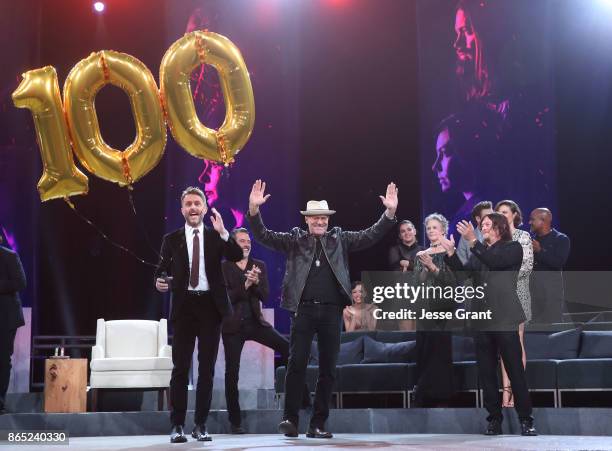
[195,34,207,66]
[99,52,110,82]
[63,197,158,268]
[126,189,162,260]
[120,155,134,186]
[159,92,168,122]
[216,132,234,167]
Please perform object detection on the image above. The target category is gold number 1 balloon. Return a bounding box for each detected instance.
[160,31,255,165]
[64,50,166,186]
[12,66,89,201]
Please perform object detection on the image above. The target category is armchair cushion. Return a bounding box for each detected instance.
[105,320,159,358]
[90,357,173,372]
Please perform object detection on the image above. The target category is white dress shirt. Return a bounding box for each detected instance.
[184,222,230,291]
[185,223,209,291]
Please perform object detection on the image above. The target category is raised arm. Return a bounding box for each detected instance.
[341,183,398,251]
[246,179,293,253]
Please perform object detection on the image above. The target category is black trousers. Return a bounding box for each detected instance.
[414,327,453,406]
[0,327,17,409]
[223,321,310,427]
[475,331,533,422]
[170,292,221,426]
[284,303,342,429]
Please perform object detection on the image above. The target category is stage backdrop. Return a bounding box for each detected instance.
[418,0,558,237]
[1,0,612,345]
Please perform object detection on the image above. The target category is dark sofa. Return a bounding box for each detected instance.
[274,328,612,408]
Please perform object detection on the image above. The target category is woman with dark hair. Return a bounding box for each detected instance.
[411,213,456,406]
[495,200,533,407]
[453,0,515,113]
[432,105,503,234]
[342,281,376,332]
[388,220,424,272]
[442,213,536,436]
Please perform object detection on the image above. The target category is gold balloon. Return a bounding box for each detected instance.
[12,66,89,201]
[64,50,166,186]
[160,31,255,164]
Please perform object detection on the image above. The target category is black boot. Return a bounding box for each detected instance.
[484,418,502,435]
[278,419,298,437]
[520,419,537,436]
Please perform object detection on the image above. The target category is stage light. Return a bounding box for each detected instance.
[93,2,105,13]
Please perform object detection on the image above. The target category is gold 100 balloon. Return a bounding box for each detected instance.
[12,31,255,202]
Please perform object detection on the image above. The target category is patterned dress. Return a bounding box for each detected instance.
[513,229,534,322]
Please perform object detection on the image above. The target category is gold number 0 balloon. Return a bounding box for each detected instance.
[64,51,166,185]
[160,31,255,165]
[12,66,89,201]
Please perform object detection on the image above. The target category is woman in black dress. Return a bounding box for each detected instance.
[412,213,456,406]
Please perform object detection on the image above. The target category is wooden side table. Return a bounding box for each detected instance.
[44,358,87,413]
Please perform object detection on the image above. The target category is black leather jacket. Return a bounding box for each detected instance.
[247,211,397,312]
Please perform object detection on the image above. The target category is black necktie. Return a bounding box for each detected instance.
[190,229,200,288]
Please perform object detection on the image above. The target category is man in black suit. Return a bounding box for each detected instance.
[221,228,310,434]
[0,237,26,415]
[155,187,242,443]
[442,213,537,436]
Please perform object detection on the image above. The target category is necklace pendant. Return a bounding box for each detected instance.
[315,259,320,267]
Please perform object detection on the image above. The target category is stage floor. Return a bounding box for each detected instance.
[10,433,612,450]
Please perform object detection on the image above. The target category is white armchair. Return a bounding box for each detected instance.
[89,319,172,411]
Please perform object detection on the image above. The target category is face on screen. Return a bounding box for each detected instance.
[433,127,475,195]
[454,8,476,63]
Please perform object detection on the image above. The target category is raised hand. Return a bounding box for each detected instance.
[440,234,456,256]
[456,220,477,243]
[210,207,227,236]
[379,182,398,217]
[249,179,271,215]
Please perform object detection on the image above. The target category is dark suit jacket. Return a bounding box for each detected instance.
[0,246,26,331]
[446,240,526,330]
[221,258,272,334]
[155,226,243,320]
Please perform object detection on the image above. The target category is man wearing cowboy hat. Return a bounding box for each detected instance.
[246,179,398,438]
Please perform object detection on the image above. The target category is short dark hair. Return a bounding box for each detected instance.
[483,212,512,242]
[180,186,206,204]
[231,227,250,239]
[471,200,493,223]
[495,199,523,228]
